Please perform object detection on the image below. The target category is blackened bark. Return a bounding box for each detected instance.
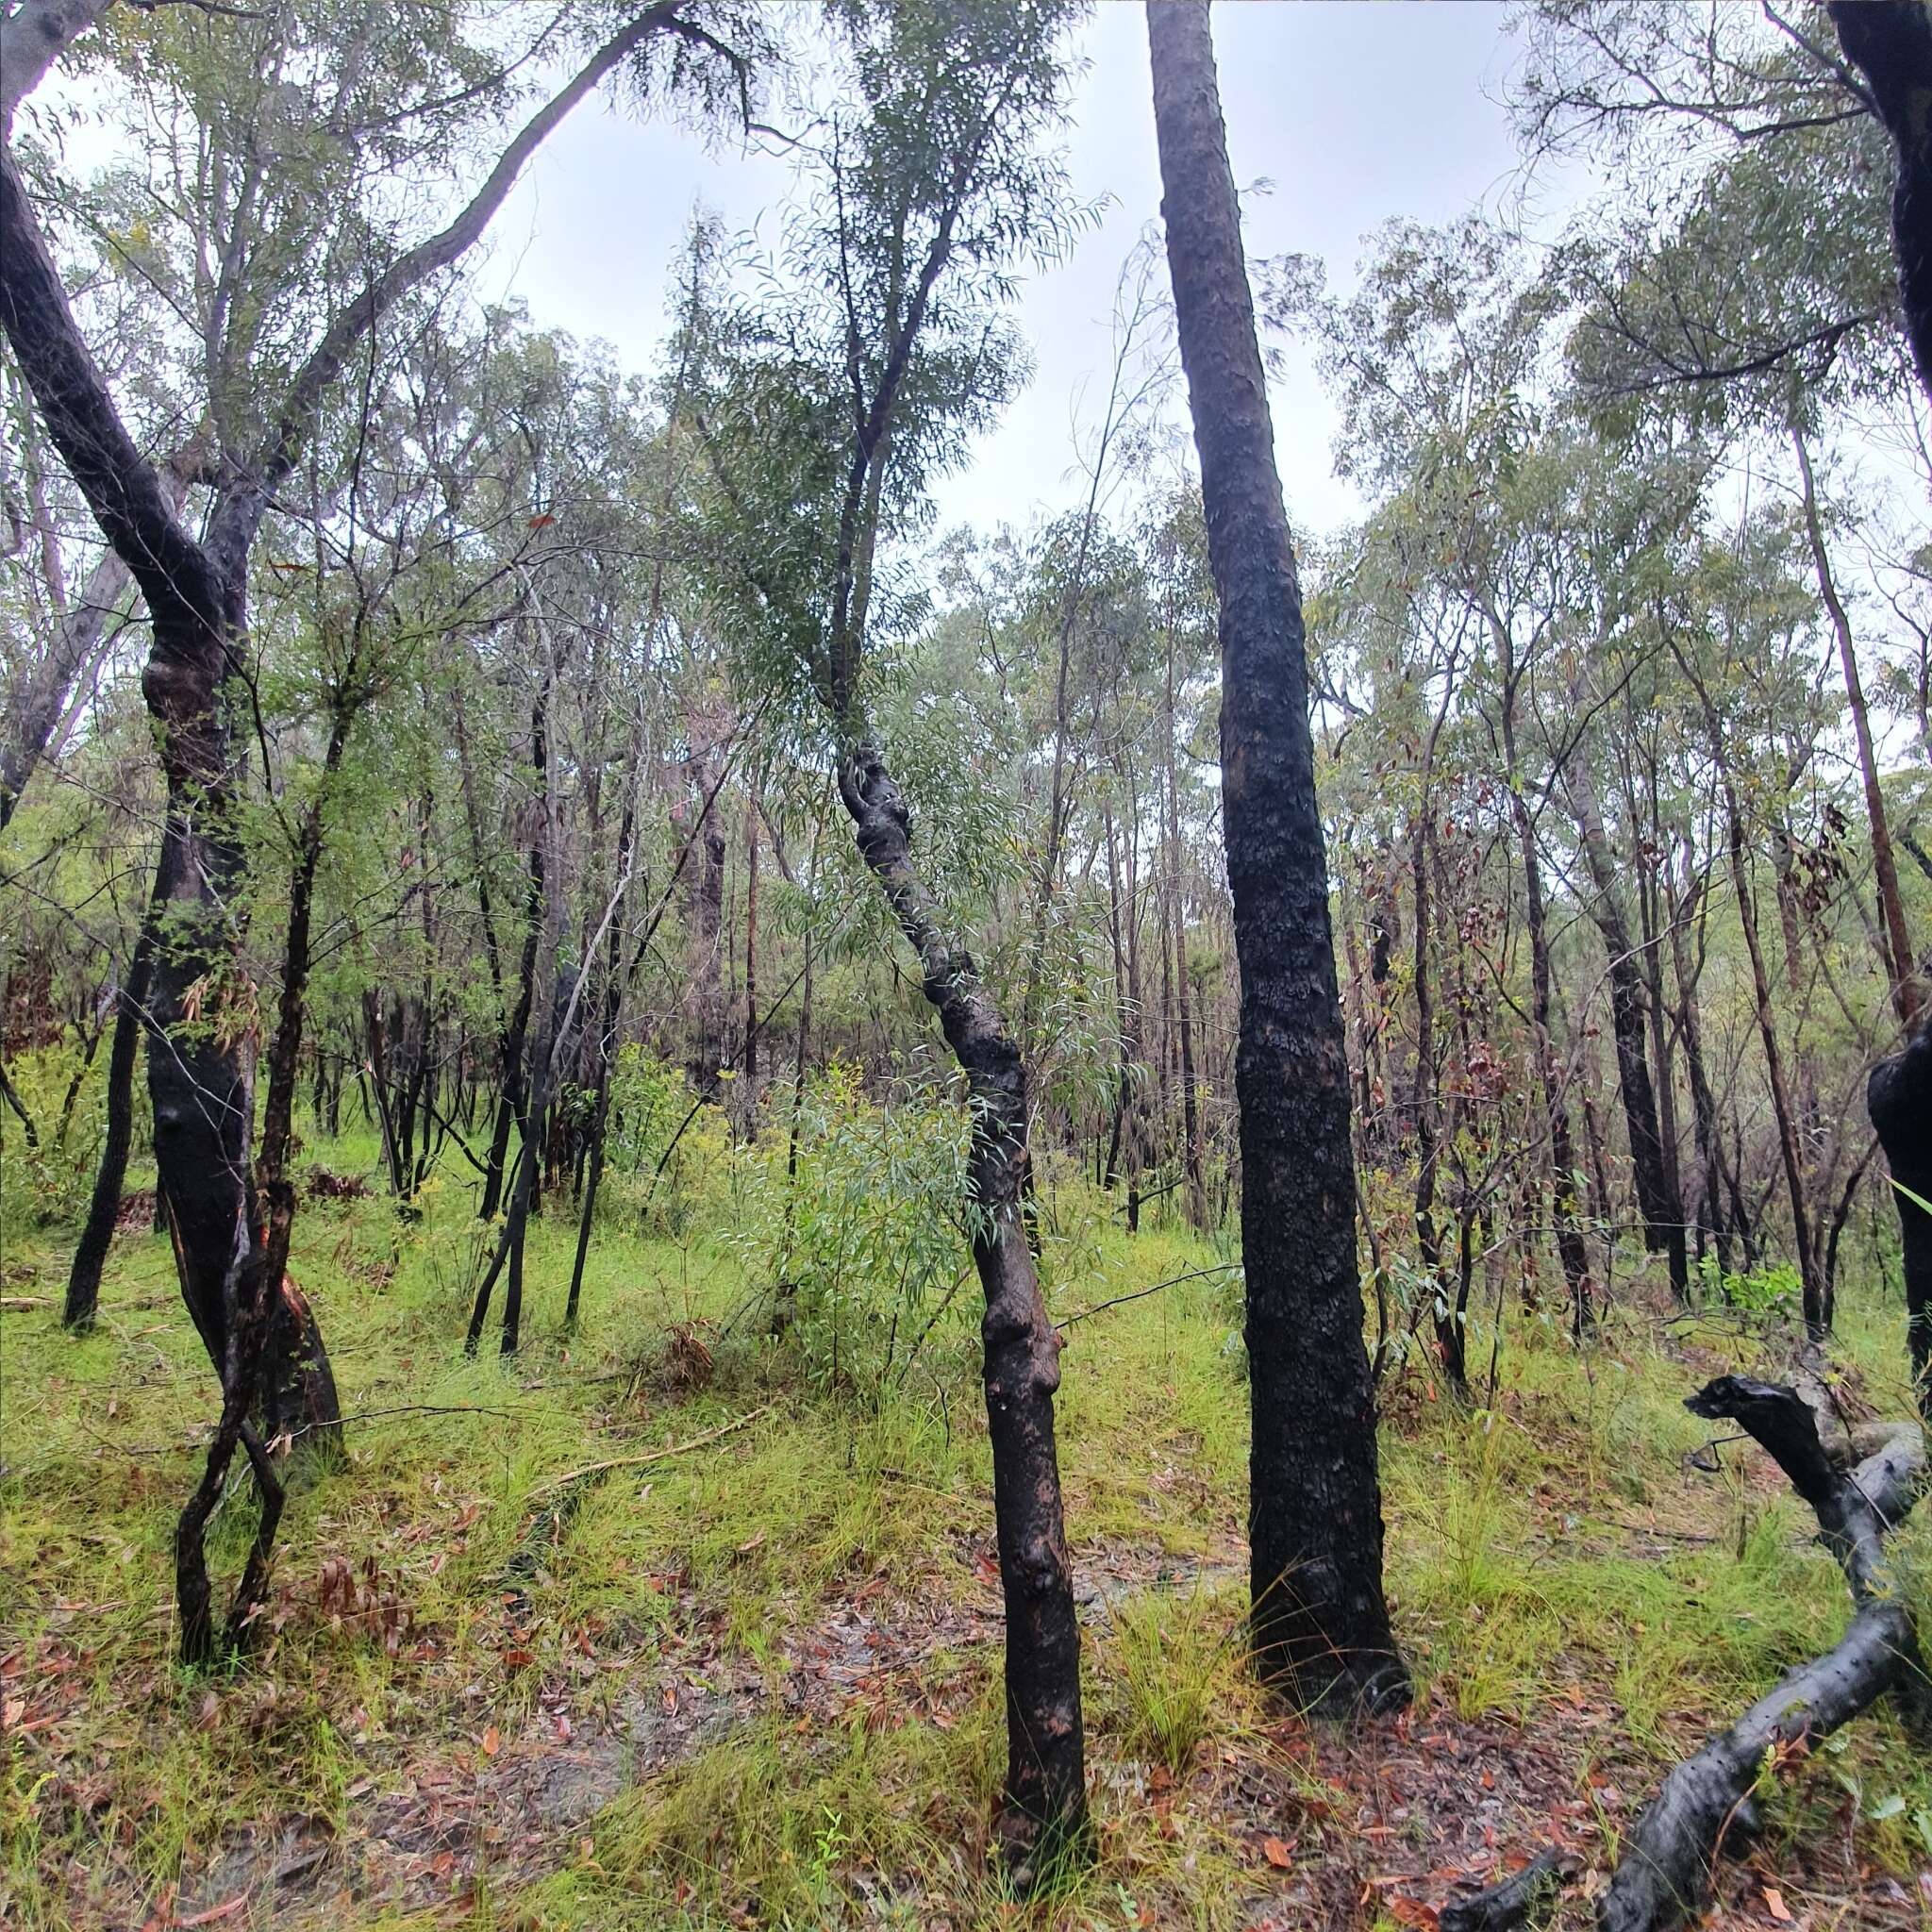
[839,743,1088,1869]
[567,802,636,1329]
[1500,688,1591,1324]
[1870,1022,1932,1419]
[1596,1376,1924,1932]
[1561,746,1688,1299]
[1830,1,1932,400]
[63,908,155,1329]
[1149,0,1407,1713]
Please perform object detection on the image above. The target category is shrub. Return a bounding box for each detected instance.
[726,1060,976,1404]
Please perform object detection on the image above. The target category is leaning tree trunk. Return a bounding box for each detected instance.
[839,743,1088,1874]
[1443,1374,1924,1932]
[1148,0,1408,1713]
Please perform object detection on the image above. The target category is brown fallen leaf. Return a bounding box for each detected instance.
[1763,1888,1792,1924]
[480,1724,501,1757]
[177,1897,249,1927]
[1262,1836,1293,1871]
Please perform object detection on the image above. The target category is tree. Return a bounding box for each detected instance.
[1147,0,1408,1713]
[0,0,753,1661]
[675,0,1092,1869]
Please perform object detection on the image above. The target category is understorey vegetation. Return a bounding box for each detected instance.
[5,2,1932,1928]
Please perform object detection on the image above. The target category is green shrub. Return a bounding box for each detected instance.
[725,1060,976,1403]
[603,1045,732,1236]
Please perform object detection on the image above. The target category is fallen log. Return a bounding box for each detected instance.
[1440,1373,1924,1932]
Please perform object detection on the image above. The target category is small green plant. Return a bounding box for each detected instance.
[1690,1253,1801,1315]
[725,1060,977,1404]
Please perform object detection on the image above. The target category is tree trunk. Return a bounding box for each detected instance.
[1829,1,1932,402]
[1793,427,1918,1026]
[1149,0,1407,1713]
[1870,1022,1932,1418]
[1560,741,1688,1299]
[838,742,1088,1871]
[62,906,155,1329]
[567,802,636,1328]
[1496,648,1591,1327]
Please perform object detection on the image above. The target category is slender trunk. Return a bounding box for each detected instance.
[567,802,636,1328]
[1498,666,1591,1327]
[741,799,759,1136]
[1669,870,1735,1277]
[1794,428,1919,1028]
[1721,769,1825,1334]
[1561,740,1688,1298]
[837,744,1087,1861]
[1411,807,1462,1391]
[63,906,156,1329]
[1150,0,1407,1712]
[1163,618,1206,1225]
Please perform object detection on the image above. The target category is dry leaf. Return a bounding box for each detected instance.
[1262,1837,1293,1871]
[480,1724,501,1757]
[1763,1888,1792,1923]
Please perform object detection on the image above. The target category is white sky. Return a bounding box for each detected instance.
[485,0,1573,544]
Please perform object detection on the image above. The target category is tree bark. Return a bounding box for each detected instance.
[1560,741,1688,1299]
[1149,0,1407,1713]
[1792,428,1919,1030]
[1870,1021,1932,1418]
[1829,1,1932,401]
[838,744,1088,1868]
[62,905,155,1329]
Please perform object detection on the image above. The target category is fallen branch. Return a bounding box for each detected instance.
[1441,1847,1578,1932]
[1443,1374,1924,1932]
[525,1404,770,1500]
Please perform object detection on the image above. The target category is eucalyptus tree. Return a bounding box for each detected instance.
[1149,0,1409,1714]
[672,0,1093,1868]
[1516,0,1932,1394]
[0,0,757,1663]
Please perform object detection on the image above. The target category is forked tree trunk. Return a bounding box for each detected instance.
[1149,0,1407,1713]
[1446,1375,1924,1932]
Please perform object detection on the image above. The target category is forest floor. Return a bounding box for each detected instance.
[4,1136,1932,1932]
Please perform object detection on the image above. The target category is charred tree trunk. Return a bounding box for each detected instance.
[1561,744,1688,1300]
[567,801,636,1329]
[62,905,155,1329]
[1599,1377,1924,1932]
[1150,0,1407,1713]
[1870,1021,1932,1418]
[838,744,1088,1869]
[1830,1,1932,402]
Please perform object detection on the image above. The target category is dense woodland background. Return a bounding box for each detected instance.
[7,3,1932,1929]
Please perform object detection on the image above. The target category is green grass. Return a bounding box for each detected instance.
[4,1120,1931,1928]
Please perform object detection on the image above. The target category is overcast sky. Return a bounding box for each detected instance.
[483,1,1578,544]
